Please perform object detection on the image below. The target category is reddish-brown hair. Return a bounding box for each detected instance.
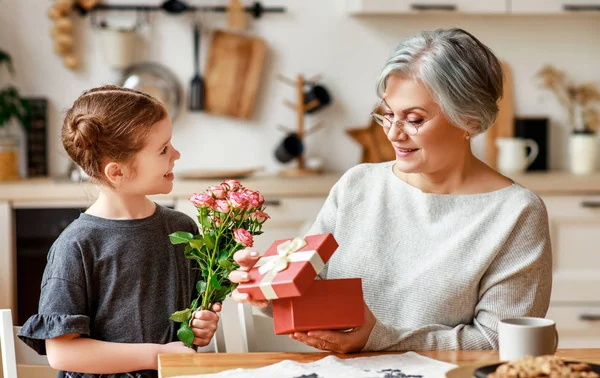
[61,85,167,183]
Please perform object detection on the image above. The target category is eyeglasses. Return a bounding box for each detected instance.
[369,100,436,136]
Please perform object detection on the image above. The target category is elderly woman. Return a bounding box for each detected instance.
[223,28,552,353]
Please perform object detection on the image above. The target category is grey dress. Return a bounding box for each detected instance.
[18,204,200,378]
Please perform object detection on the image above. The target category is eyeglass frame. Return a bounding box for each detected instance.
[369,99,438,136]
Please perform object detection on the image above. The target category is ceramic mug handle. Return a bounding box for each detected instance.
[523,139,540,170]
[553,327,560,353]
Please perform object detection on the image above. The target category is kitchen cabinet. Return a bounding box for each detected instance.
[346,0,508,15]
[546,305,600,348]
[510,0,600,14]
[346,0,600,14]
[542,195,600,348]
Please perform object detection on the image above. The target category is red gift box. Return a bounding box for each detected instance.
[272,278,364,335]
[236,233,338,301]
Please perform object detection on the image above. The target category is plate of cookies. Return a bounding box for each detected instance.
[474,355,600,378]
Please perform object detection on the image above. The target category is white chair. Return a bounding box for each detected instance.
[0,309,54,378]
[237,303,318,352]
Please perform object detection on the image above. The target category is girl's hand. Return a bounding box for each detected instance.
[289,301,377,354]
[159,341,197,354]
[228,248,269,308]
[190,308,221,347]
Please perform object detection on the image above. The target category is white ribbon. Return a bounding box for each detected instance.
[254,237,325,300]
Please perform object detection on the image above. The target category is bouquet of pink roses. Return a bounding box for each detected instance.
[168,179,270,347]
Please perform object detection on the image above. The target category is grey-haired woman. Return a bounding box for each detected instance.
[218,28,552,353]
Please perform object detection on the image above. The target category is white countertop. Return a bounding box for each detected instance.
[0,173,342,204]
[1,171,600,204]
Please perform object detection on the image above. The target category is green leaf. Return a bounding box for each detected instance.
[219,259,234,270]
[177,322,195,348]
[200,214,212,229]
[191,298,199,311]
[170,231,194,244]
[218,249,229,263]
[169,308,192,323]
[190,238,205,250]
[196,280,207,294]
[203,233,215,250]
[214,285,237,303]
[210,274,222,290]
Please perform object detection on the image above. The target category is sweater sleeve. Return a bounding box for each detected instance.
[363,198,553,351]
[306,179,341,280]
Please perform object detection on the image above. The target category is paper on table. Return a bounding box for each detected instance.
[172,351,457,378]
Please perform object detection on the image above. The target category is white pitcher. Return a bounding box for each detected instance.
[495,137,539,175]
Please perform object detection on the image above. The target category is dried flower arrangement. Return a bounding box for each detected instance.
[536,65,600,134]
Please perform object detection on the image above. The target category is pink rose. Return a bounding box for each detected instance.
[233,228,254,247]
[206,185,226,199]
[221,179,242,192]
[228,191,248,209]
[243,189,264,208]
[189,193,214,208]
[213,199,230,213]
[250,210,270,224]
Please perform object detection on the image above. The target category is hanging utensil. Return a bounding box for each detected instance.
[161,0,188,14]
[189,22,205,111]
[121,63,183,121]
[227,0,247,31]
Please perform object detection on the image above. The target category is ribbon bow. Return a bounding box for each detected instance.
[258,237,307,275]
[254,237,325,300]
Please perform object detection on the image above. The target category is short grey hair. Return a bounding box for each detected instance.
[376,28,503,136]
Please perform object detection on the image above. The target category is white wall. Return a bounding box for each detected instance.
[1,0,599,177]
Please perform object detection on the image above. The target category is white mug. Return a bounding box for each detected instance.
[498,317,559,361]
[496,137,539,175]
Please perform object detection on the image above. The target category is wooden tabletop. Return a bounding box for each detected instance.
[158,349,600,377]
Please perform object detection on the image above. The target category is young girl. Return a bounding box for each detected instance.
[18,85,221,378]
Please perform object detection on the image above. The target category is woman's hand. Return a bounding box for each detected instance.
[228,248,269,308]
[189,303,222,347]
[289,301,377,354]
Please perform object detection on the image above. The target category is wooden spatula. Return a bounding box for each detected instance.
[486,61,514,169]
[227,0,247,31]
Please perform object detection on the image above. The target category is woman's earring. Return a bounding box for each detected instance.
[465,134,471,140]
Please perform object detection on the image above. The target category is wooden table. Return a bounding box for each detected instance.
[158,349,600,377]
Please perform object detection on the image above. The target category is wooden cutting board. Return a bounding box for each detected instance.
[204,30,267,119]
[346,115,396,163]
[485,61,514,169]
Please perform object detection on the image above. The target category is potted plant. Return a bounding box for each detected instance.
[0,49,30,180]
[536,65,600,174]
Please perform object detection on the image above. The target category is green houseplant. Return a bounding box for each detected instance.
[0,49,30,180]
[0,50,29,132]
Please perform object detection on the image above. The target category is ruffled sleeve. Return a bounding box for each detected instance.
[17,236,91,355]
[18,313,90,355]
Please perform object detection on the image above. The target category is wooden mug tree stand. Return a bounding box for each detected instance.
[276,73,326,177]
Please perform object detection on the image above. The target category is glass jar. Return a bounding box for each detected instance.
[0,133,20,181]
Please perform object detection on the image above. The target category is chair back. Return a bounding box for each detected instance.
[237,303,318,352]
